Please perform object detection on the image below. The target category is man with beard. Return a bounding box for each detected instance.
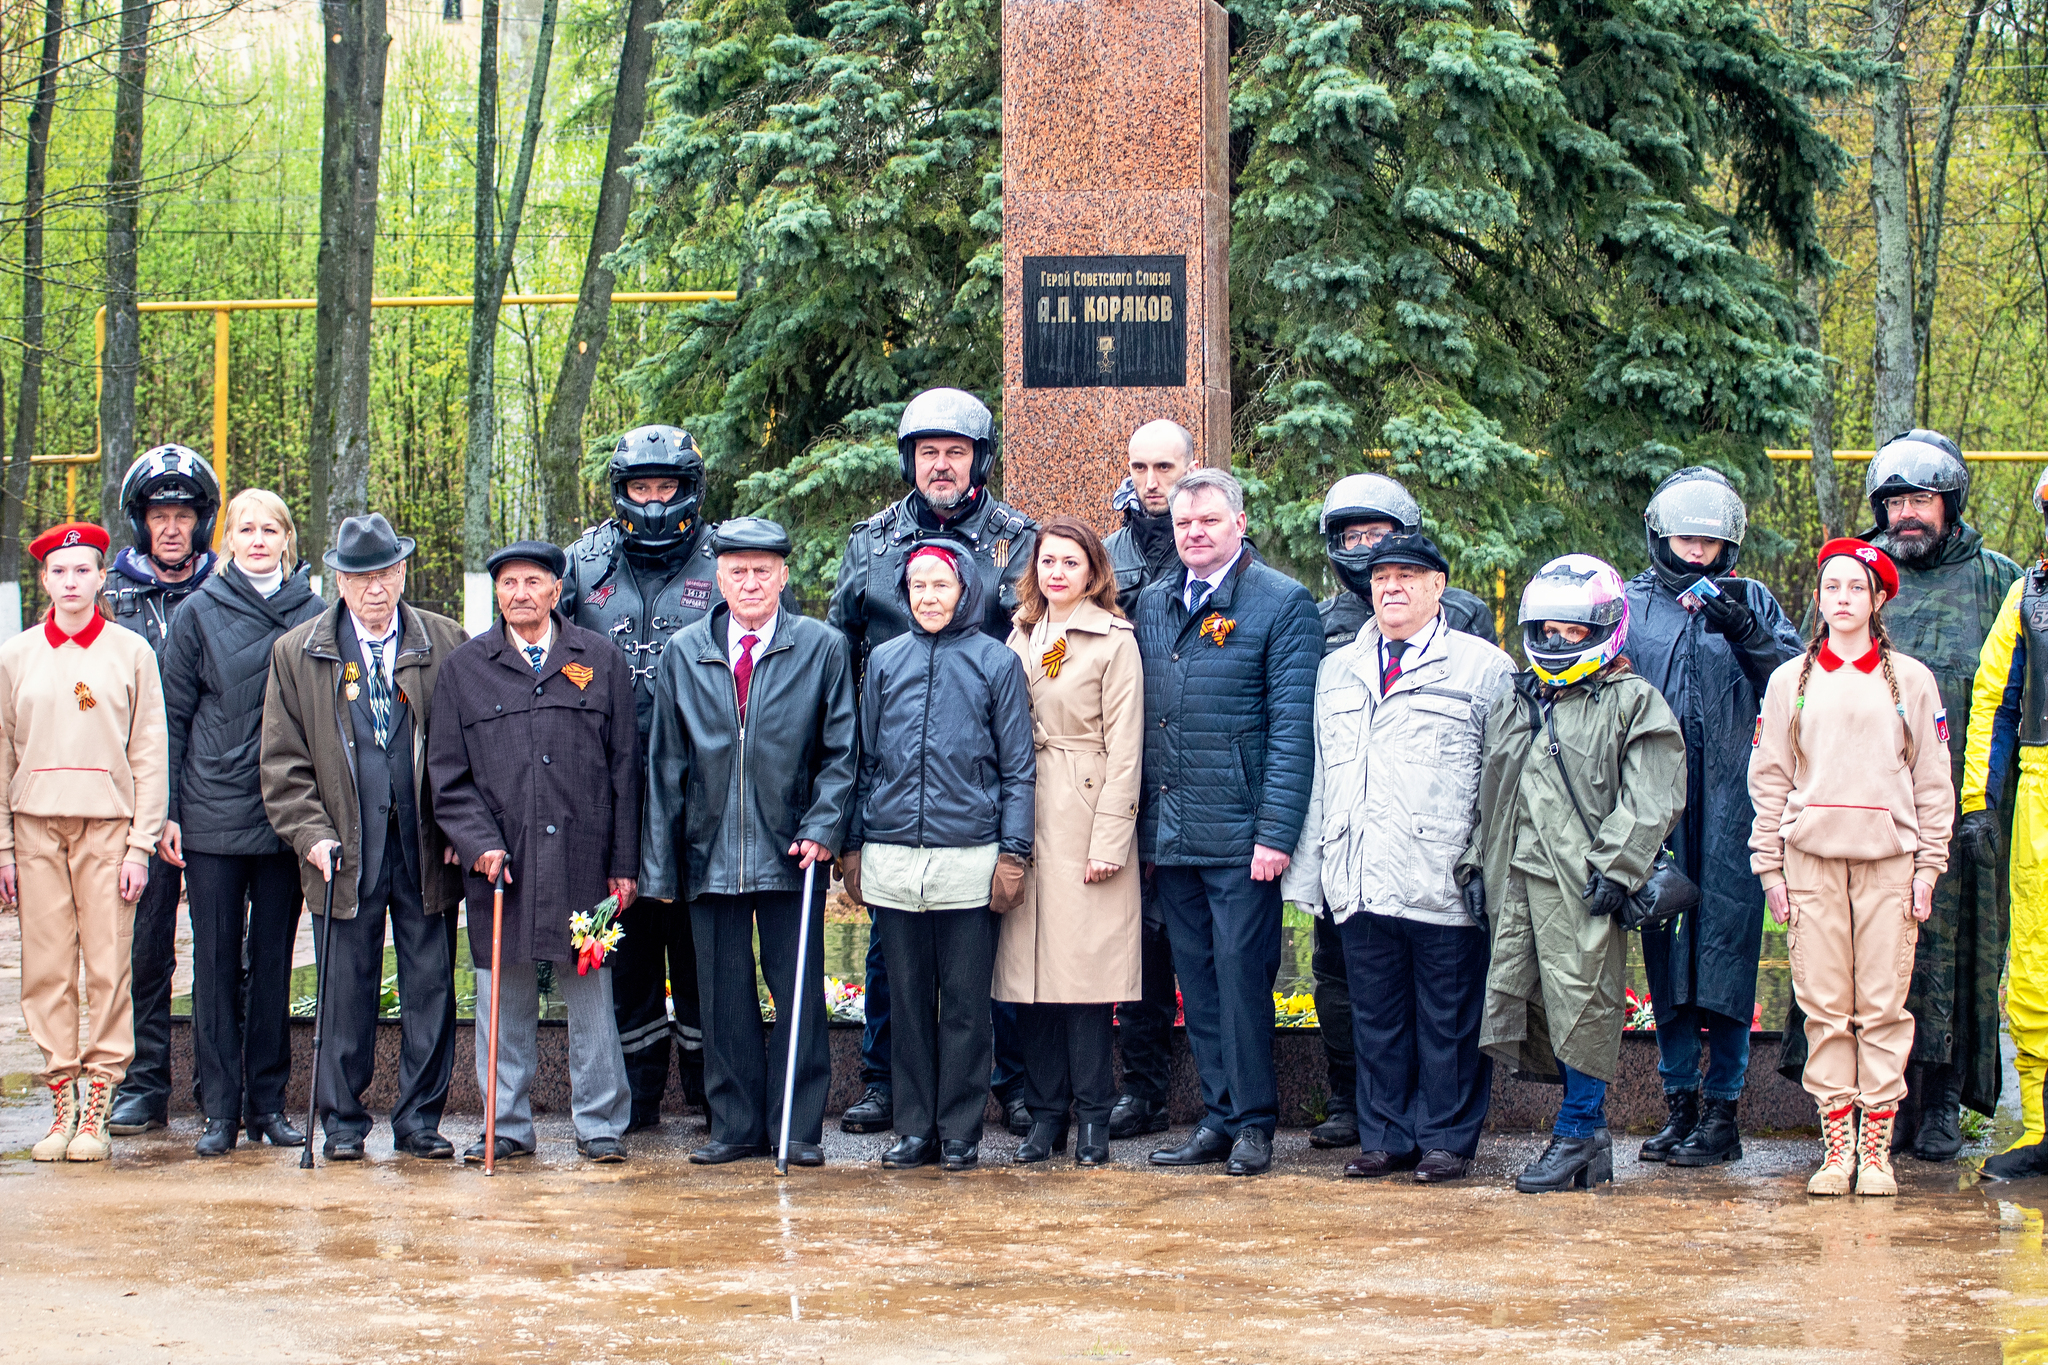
[103,445,219,1137]
[828,387,1039,1137]
[1781,429,2015,1161]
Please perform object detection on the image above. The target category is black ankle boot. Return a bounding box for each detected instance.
[1075,1123,1110,1166]
[1639,1090,1699,1163]
[1515,1130,1614,1193]
[1668,1096,1743,1166]
[1914,1065,1965,1162]
[1013,1120,1067,1163]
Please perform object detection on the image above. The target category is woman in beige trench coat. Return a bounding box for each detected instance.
[994,515,1144,1167]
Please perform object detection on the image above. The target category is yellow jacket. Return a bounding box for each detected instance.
[1962,577,2048,814]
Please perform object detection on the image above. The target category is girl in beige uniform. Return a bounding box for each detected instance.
[0,522,168,1162]
[1748,538,1952,1197]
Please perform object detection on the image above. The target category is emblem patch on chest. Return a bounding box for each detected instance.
[678,578,714,612]
[562,662,595,690]
[586,583,617,609]
[2031,604,2048,630]
[74,682,95,711]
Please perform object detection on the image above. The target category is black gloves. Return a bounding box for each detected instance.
[1460,872,1487,931]
[1694,577,1758,641]
[1582,873,1628,918]
[1958,808,2001,868]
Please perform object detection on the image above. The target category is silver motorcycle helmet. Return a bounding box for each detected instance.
[1321,473,1422,599]
[1643,466,1746,589]
[1865,429,1968,531]
[896,388,995,487]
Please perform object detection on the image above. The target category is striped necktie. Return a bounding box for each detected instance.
[365,635,393,748]
[525,644,545,673]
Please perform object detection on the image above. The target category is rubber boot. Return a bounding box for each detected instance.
[66,1075,114,1162]
[1983,1140,2048,1182]
[1669,1096,1744,1167]
[1807,1104,1855,1196]
[1855,1107,1898,1196]
[1913,1065,1965,1162]
[1639,1090,1700,1163]
[31,1078,77,1162]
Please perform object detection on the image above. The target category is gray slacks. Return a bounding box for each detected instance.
[474,959,630,1146]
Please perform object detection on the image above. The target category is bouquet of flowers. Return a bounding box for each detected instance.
[571,895,626,976]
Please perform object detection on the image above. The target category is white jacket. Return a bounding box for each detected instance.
[1282,614,1514,927]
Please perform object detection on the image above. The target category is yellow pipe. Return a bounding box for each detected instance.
[213,311,229,547]
[1767,449,2048,462]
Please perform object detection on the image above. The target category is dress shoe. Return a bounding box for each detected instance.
[246,1112,307,1147]
[1414,1150,1471,1183]
[1226,1129,1273,1176]
[1639,1089,1699,1163]
[841,1085,894,1134]
[1003,1097,1033,1137]
[1982,1140,2048,1182]
[194,1118,239,1157]
[786,1142,825,1167]
[1344,1150,1401,1179]
[689,1139,765,1165]
[578,1136,629,1163]
[1150,1126,1232,1166]
[324,1133,367,1162]
[1108,1093,1170,1139]
[1074,1123,1110,1166]
[107,1093,166,1136]
[1308,1110,1359,1150]
[1668,1097,1744,1167]
[1013,1120,1067,1163]
[940,1139,980,1171]
[880,1134,938,1169]
[461,1135,534,1164]
[397,1129,455,1159]
[1515,1130,1614,1193]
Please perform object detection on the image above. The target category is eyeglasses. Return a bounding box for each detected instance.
[1337,526,1389,551]
[341,565,405,587]
[1881,491,1943,515]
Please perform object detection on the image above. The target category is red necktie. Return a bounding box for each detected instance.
[1381,638,1409,693]
[734,633,760,722]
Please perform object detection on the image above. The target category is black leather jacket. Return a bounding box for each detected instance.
[561,519,722,741]
[105,545,216,659]
[1106,502,1180,619]
[639,605,859,902]
[827,487,1037,685]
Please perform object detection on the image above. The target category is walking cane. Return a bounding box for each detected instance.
[775,860,817,1177]
[484,860,507,1176]
[299,851,340,1171]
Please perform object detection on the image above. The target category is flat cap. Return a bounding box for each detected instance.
[709,517,792,557]
[1365,533,1451,576]
[485,539,568,579]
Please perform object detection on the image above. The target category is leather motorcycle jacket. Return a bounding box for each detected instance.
[105,545,217,659]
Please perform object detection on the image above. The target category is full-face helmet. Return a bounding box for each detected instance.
[121,445,220,563]
[607,425,704,551]
[1518,554,1632,686]
[1643,466,1746,589]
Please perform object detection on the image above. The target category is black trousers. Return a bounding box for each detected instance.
[315,825,456,1140]
[874,906,996,1144]
[690,889,830,1148]
[862,916,1027,1103]
[1339,909,1492,1159]
[611,893,705,1120]
[1018,1002,1116,1126]
[186,849,302,1120]
[1310,913,1358,1119]
[112,855,183,1116]
[1157,865,1283,1138]
[1112,871,1178,1104]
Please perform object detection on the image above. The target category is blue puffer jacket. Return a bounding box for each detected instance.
[850,538,1036,858]
[1136,547,1321,866]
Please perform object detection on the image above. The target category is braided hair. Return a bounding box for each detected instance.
[1789,561,1916,775]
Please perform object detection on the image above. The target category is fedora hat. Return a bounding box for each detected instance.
[323,513,416,574]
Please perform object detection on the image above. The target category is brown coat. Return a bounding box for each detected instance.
[260,601,468,921]
[993,601,1143,1003]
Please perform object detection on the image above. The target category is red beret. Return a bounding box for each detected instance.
[28,522,111,562]
[1816,536,1899,600]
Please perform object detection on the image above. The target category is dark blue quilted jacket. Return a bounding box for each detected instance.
[1136,549,1321,866]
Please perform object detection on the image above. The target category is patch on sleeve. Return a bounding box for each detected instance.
[1935,708,1951,744]
[1751,715,1763,748]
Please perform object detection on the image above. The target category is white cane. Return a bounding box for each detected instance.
[776,860,816,1177]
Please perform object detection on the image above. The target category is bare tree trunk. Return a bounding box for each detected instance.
[1786,0,1845,536]
[1911,0,1987,426]
[462,0,557,590]
[313,0,392,578]
[7,0,64,608]
[536,0,660,545]
[1869,0,1916,446]
[99,0,154,541]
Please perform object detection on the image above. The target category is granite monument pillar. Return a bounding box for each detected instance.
[1001,0,1231,530]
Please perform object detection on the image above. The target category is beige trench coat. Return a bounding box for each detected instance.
[993,601,1143,1003]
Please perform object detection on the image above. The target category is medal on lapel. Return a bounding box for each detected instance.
[74,682,95,711]
[345,683,361,701]
[561,662,594,691]
[1041,638,1067,679]
[1199,612,1236,647]
[343,662,359,683]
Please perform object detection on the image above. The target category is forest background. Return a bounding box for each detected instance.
[3,0,2047,626]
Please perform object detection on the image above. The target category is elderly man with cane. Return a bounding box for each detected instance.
[261,513,467,1162]
[428,541,643,1165]
[642,518,858,1167]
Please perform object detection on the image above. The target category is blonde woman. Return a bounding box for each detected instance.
[1749,538,1952,1198]
[159,490,326,1156]
[0,523,167,1161]
[994,516,1143,1167]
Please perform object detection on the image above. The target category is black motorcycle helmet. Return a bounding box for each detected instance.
[1320,473,1421,600]
[607,425,705,552]
[1865,429,1969,533]
[121,444,221,567]
[1642,466,1746,592]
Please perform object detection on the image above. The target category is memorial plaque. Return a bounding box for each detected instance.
[1022,254,1187,389]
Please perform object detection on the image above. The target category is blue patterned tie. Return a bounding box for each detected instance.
[365,635,393,748]
[525,644,545,674]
